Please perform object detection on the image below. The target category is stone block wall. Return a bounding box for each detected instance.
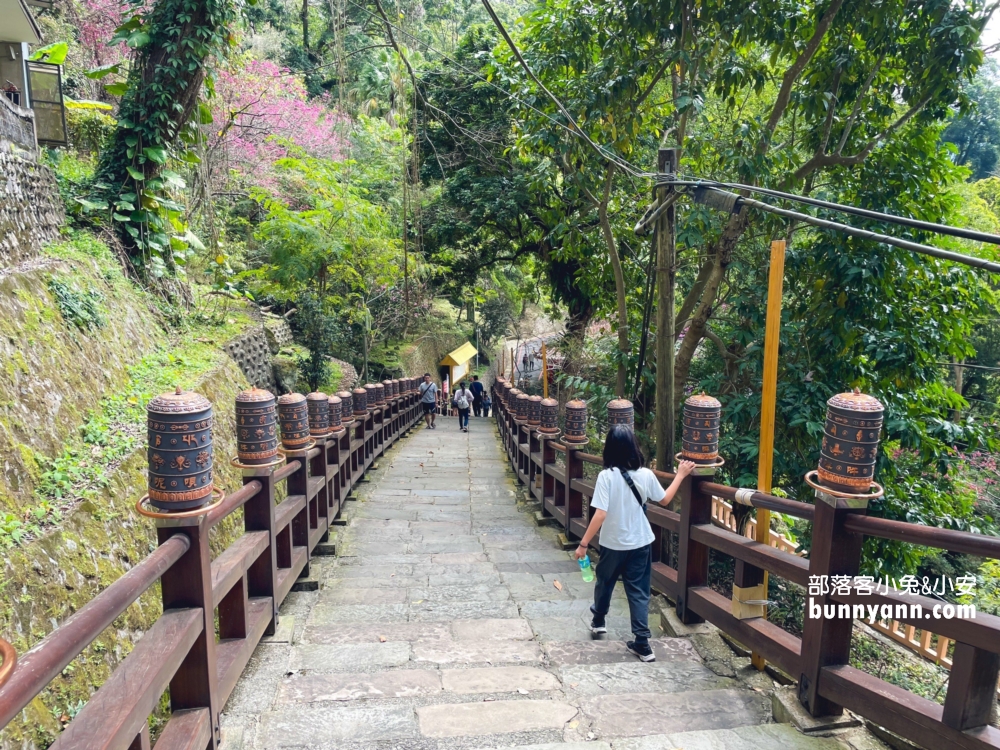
[1,151,65,269]
[222,325,276,391]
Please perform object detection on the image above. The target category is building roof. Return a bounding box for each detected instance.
[2,0,43,43]
[440,342,478,367]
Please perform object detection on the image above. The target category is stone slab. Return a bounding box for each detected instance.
[410,584,511,602]
[290,642,411,672]
[306,603,408,624]
[441,666,561,694]
[258,704,418,746]
[413,640,543,665]
[611,723,845,750]
[772,685,862,732]
[417,700,578,738]
[260,615,295,644]
[277,669,443,703]
[582,689,769,739]
[543,639,701,666]
[410,600,520,621]
[318,587,408,605]
[302,621,451,644]
[559,660,731,696]
[451,618,535,641]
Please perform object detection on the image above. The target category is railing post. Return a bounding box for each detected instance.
[157,516,220,748]
[242,467,278,633]
[942,642,1000,731]
[287,449,310,575]
[565,447,583,539]
[540,436,555,509]
[798,495,866,716]
[675,475,708,624]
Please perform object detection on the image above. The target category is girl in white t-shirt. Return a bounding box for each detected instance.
[574,425,694,661]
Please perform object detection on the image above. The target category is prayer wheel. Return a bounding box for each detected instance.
[502,381,513,405]
[527,395,542,426]
[353,387,368,417]
[607,398,634,429]
[539,398,559,434]
[338,390,355,424]
[818,388,884,493]
[682,392,721,464]
[147,387,214,510]
[328,394,343,430]
[515,392,530,421]
[278,393,310,450]
[508,388,522,414]
[563,399,588,444]
[381,380,393,402]
[307,391,330,436]
[235,387,278,466]
[364,383,378,410]
[390,379,400,397]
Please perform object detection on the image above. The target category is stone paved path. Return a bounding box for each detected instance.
[220,418,845,750]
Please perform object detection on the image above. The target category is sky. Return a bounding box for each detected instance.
[985,14,1000,53]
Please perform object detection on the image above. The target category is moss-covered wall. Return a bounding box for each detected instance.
[0,250,164,511]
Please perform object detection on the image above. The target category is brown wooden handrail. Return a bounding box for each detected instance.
[843,514,1000,558]
[0,534,190,727]
[206,480,262,527]
[578,452,602,465]
[701,482,815,521]
[0,638,14,691]
[273,459,302,483]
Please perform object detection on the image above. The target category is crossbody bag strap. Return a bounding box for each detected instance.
[618,468,645,508]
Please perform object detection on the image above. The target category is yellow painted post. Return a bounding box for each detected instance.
[752,239,786,671]
[541,344,549,399]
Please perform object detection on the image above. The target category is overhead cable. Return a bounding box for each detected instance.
[691,187,1000,274]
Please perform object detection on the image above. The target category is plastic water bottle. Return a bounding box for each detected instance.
[578,554,595,583]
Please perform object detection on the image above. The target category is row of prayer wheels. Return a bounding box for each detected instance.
[492,376,884,494]
[145,377,419,512]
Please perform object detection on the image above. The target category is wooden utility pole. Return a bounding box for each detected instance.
[541,344,549,399]
[752,238,786,670]
[655,148,678,470]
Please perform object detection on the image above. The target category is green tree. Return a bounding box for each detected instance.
[943,64,1000,180]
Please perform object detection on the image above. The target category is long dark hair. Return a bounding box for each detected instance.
[602,425,645,471]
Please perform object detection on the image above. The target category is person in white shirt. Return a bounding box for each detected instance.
[452,382,474,432]
[574,425,695,662]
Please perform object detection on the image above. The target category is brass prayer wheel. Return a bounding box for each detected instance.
[515,392,530,421]
[818,388,884,493]
[375,382,387,405]
[353,387,368,416]
[235,387,278,466]
[338,390,355,424]
[607,398,634,429]
[278,393,310,450]
[328,394,343,430]
[527,395,542,425]
[682,392,721,464]
[539,398,559,434]
[563,399,588,444]
[307,391,330,436]
[147,387,214,510]
[364,383,378,410]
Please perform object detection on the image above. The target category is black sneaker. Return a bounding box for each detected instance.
[627,640,655,662]
[590,605,607,636]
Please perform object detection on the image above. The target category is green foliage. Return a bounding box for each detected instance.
[943,63,1000,180]
[292,294,338,392]
[48,278,105,331]
[66,107,117,154]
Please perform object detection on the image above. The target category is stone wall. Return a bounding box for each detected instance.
[222,324,276,391]
[1,151,65,269]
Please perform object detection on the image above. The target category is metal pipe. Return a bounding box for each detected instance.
[0,534,190,728]
[634,191,681,235]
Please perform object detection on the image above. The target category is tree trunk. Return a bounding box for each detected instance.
[596,166,629,397]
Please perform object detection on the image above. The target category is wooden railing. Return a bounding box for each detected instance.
[492,383,1000,750]
[0,390,423,749]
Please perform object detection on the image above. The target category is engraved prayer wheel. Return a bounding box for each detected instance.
[508,388,521,414]
[364,383,378,410]
[353,387,368,416]
[515,392,530,421]
[607,399,634,429]
[539,398,559,434]
[818,388,884,493]
[338,390,355,424]
[527,395,542,426]
[147,387,214,511]
[563,399,588,444]
[502,381,513,405]
[328,395,343,430]
[682,392,721,464]
[378,381,390,404]
[307,391,330,436]
[278,393,310,450]
[235,387,278,466]
[390,379,400,397]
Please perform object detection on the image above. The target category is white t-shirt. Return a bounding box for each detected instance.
[589,467,666,551]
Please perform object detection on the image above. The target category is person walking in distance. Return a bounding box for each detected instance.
[575,425,695,661]
[522,351,530,373]
[453,381,474,432]
[419,373,439,429]
[481,392,492,418]
[470,375,485,417]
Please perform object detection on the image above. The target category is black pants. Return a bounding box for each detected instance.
[473,397,482,416]
[592,543,652,644]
